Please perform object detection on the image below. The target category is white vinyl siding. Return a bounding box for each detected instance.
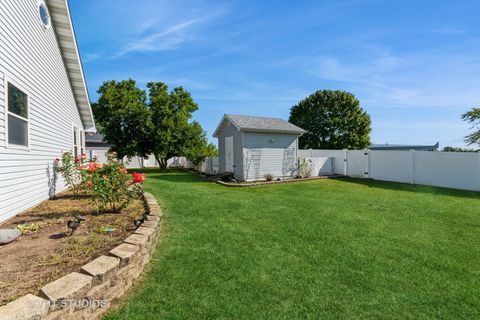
[0,0,84,222]
[243,132,298,181]
[217,120,244,179]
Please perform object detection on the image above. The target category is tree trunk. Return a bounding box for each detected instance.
[154,154,168,170]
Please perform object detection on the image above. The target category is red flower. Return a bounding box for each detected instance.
[55,158,60,162]
[79,165,86,170]
[132,172,146,184]
[74,158,80,164]
[87,181,93,187]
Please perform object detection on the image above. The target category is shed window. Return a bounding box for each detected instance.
[7,83,29,147]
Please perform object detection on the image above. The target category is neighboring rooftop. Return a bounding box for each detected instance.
[214,114,306,137]
[369,142,439,151]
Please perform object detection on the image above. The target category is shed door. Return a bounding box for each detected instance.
[225,136,234,172]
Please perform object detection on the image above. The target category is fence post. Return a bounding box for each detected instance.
[365,149,369,179]
[410,149,415,184]
[343,149,348,176]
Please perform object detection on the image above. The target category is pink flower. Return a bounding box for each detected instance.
[87,181,93,187]
[119,167,128,174]
[89,162,97,172]
[81,153,87,159]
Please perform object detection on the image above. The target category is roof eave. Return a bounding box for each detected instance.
[47,0,96,132]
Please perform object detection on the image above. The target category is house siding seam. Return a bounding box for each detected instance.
[0,0,84,222]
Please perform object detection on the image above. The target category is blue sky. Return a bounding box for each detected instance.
[70,0,480,147]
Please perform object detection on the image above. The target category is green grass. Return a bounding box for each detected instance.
[105,170,480,319]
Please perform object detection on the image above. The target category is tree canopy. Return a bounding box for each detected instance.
[93,79,216,168]
[93,80,151,158]
[461,107,480,146]
[289,90,371,149]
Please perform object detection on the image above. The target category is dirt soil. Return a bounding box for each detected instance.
[0,191,145,305]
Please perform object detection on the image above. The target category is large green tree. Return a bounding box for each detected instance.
[289,90,371,149]
[93,79,151,158]
[146,82,210,168]
[93,80,216,168]
[461,107,480,146]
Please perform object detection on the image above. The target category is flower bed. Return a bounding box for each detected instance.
[0,190,145,306]
[0,193,162,320]
[0,151,148,308]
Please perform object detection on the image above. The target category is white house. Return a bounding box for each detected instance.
[0,0,95,223]
[213,114,306,181]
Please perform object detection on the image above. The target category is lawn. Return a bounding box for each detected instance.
[105,170,480,319]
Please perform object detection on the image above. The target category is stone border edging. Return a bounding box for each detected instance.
[214,174,345,187]
[183,169,345,188]
[0,192,162,320]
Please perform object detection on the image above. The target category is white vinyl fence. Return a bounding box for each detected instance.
[300,149,480,192]
[369,150,480,191]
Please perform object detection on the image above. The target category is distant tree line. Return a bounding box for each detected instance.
[92,79,217,169]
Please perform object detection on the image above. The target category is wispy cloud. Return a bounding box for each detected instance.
[117,19,201,56]
[427,26,466,35]
[116,8,227,57]
[82,52,102,63]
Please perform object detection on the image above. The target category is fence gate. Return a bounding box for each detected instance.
[346,150,368,178]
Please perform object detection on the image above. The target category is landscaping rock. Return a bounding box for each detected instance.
[145,215,160,222]
[80,256,119,285]
[141,220,158,229]
[148,205,162,216]
[40,272,93,302]
[0,294,49,320]
[0,229,21,244]
[135,226,155,237]
[109,243,140,267]
[124,234,149,247]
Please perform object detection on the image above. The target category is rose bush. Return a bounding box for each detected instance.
[54,152,83,197]
[54,152,145,213]
[81,152,145,213]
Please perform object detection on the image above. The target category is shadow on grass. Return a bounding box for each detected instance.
[341,177,480,200]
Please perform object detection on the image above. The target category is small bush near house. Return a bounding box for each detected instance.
[298,158,312,178]
[264,173,274,181]
[54,152,85,196]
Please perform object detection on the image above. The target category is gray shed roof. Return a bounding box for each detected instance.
[213,114,306,137]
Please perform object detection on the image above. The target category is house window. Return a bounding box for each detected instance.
[80,130,85,156]
[38,2,51,29]
[73,127,79,159]
[7,83,29,147]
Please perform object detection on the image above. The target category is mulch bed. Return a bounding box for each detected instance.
[0,190,145,306]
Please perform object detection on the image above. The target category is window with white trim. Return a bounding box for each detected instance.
[7,82,29,147]
[73,127,79,159]
[80,130,85,156]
